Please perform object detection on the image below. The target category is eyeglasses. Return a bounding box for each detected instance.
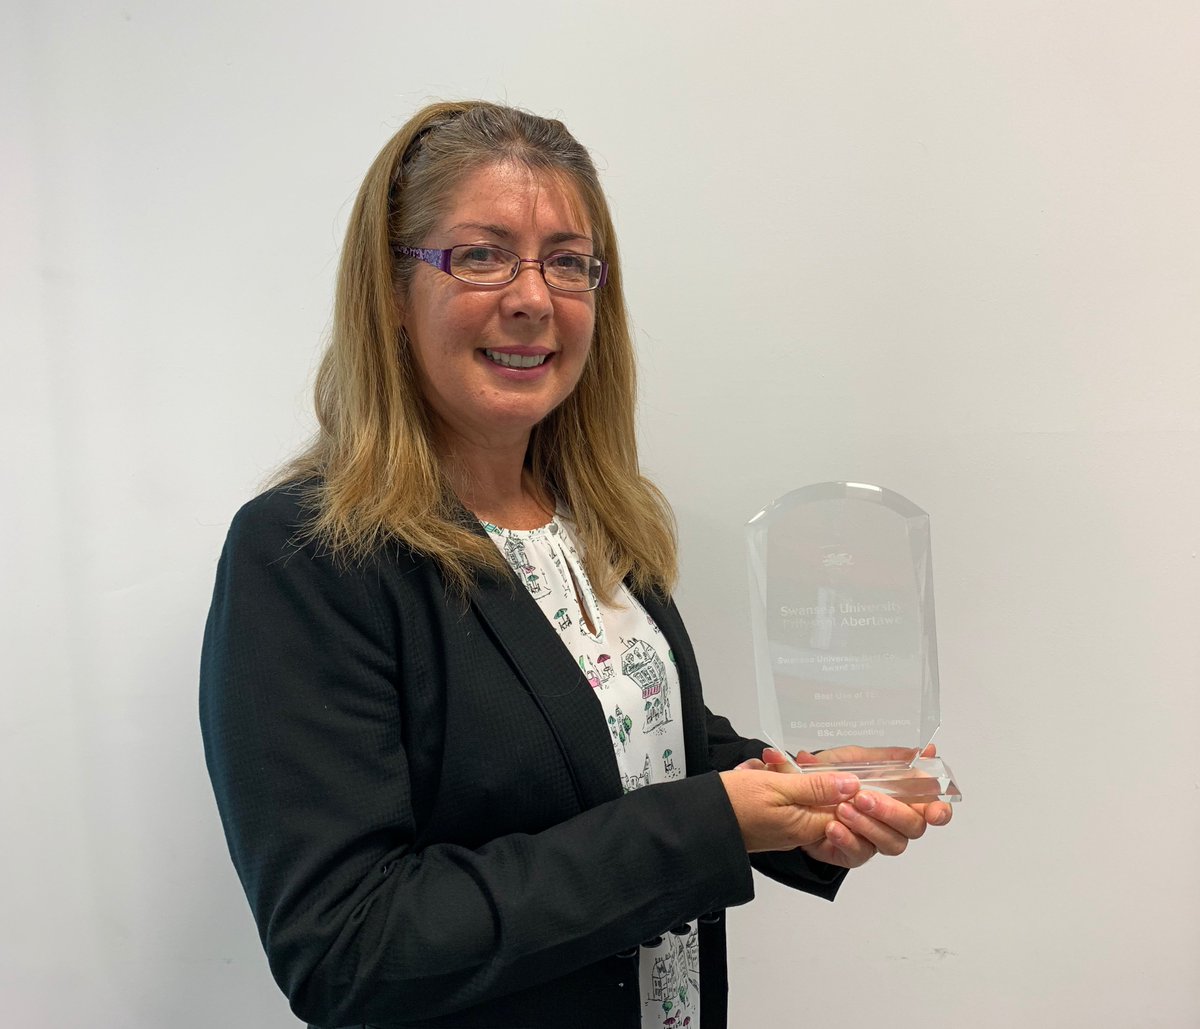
[394,244,608,292]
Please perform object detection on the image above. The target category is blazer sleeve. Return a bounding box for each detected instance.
[199,492,756,1027]
[703,707,849,901]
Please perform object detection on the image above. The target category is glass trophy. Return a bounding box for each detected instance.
[746,482,961,803]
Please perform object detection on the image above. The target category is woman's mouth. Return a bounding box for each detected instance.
[483,349,550,369]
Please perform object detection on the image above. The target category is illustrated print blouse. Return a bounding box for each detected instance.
[483,515,702,1029]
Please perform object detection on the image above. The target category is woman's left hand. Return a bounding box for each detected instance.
[734,746,952,870]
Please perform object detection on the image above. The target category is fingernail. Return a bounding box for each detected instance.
[836,776,859,796]
[933,809,949,825]
[854,791,876,812]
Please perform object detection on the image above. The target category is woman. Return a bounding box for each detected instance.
[200,100,949,1029]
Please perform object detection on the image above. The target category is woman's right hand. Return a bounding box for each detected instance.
[718,768,860,853]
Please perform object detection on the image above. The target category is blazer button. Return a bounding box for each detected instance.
[615,946,638,959]
[698,910,722,924]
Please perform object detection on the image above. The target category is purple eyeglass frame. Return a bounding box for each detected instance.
[393,245,608,291]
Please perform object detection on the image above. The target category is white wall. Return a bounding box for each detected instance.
[4,2,1197,1026]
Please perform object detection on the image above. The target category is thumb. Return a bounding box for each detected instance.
[775,770,860,808]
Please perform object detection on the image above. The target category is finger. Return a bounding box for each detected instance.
[762,748,801,773]
[796,745,927,765]
[824,820,877,867]
[736,758,768,770]
[812,746,878,764]
[853,790,928,841]
[922,801,952,826]
[835,801,910,856]
[834,790,929,856]
[862,746,931,763]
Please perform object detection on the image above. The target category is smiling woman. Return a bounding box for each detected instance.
[198,100,950,1029]
[398,161,598,510]
[273,101,670,599]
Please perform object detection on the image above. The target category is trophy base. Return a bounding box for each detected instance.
[798,756,962,804]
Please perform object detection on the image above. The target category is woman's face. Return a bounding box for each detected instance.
[400,161,597,453]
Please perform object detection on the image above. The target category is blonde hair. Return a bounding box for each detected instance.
[278,100,677,601]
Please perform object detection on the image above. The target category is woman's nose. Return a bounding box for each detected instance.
[502,261,555,319]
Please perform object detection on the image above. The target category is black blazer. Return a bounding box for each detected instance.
[200,485,846,1029]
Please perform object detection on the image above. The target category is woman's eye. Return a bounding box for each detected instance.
[460,246,504,265]
[548,253,588,273]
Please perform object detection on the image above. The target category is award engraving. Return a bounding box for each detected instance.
[746,482,961,802]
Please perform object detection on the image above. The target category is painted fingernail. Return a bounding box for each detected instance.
[854,792,876,812]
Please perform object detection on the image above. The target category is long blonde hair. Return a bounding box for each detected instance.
[278,101,677,601]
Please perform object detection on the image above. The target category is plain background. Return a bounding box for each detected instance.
[4,2,1198,1026]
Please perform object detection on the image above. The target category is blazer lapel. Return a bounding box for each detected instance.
[469,562,624,811]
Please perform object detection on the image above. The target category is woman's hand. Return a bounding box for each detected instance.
[734,745,953,869]
[718,767,862,854]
